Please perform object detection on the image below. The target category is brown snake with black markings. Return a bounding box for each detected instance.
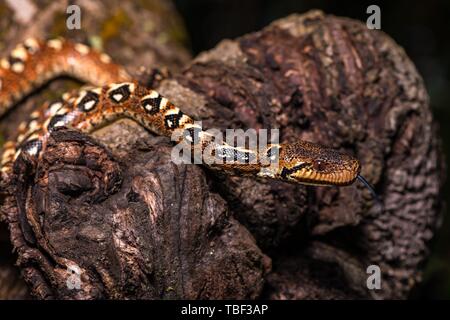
[0,38,375,196]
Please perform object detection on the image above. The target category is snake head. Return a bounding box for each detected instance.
[276,140,360,186]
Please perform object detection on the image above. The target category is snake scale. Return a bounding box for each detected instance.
[0,38,374,194]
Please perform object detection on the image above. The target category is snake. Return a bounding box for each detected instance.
[0,38,375,195]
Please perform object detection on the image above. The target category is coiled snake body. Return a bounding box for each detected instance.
[0,38,370,191]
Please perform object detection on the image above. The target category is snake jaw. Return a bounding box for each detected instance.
[283,164,359,186]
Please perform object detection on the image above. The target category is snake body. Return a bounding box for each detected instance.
[0,38,362,187]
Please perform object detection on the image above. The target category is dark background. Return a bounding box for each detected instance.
[173,0,450,299]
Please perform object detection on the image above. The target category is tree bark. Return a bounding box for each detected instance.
[0,3,444,299]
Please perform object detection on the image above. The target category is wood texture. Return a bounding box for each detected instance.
[0,3,444,299]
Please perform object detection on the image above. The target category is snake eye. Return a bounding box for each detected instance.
[313,159,325,171]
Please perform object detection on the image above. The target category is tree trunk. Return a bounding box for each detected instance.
[0,2,444,299]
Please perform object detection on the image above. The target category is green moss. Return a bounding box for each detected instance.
[0,133,4,149]
[41,79,82,103]
[0,2,8,17]
[100,9,132,43]
[138,0,165,14]
[166,22,189,47]
[89,35,104,51]
[50,12,70,38]
[138,0,189,46]
[0,3,14,49]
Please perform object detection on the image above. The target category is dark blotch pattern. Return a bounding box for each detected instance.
[164,112,183,129]
[20,138,42,157]
[184,127,201,144]
[141,96,161,115]
[280,163,308,179]
[109,85,131,103]
[47,114,68,131]
[8,56,24,67]
[77,91,100,112]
